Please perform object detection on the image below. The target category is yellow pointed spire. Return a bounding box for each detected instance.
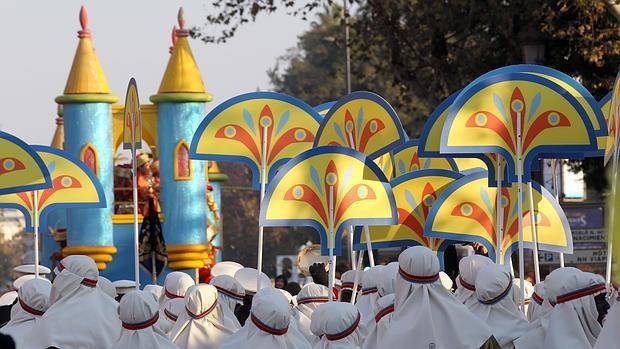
[51,105,65,149]
[56,6,117,104]
[151,8,212,103]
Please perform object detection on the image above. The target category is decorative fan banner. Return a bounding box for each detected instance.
[416,92,497,183]
[353,170,461,261]
[0,146,106,231]
[0,131,51,195]
[260,146,397,255]
[314,101,336,117]
[425,171,573,263]
[441,72,598,183]
[602,72,620,165]
[190,92,323,189]
[392,139,458,177]
[468,64,607,157]
[374,152,394,180]
[313,91,407,159]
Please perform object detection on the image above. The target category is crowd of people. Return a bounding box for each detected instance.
[0,246,617,348]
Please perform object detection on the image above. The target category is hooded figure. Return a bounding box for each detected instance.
[156,298,185,335]
[513,267,582,349]
[593,290,620,349]
[339,270,361,303]
[169,284,238,349]
[0,278,51,348]
[455,254,493,307]
[543,271,607,348]
[311,302,366,349]
[380,246,499,349]
[144,284,164,301]
[234,267,272,325]
[468,264,529,349]
[527,282,545,322]
[97,276,118,300]
[210,274,245,328]
[219,290,312,349]
[355,266,384,320]
[159,272,195,307]
[111,290,178,349]
[511,279,534,314]
[361,261,398,349]
[294,283,330,344]
[23,255,121,349]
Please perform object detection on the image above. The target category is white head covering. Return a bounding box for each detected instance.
[339,270,361,295]
[377,262,399,297]
[169,284,238,349]
[13,274,50,290]
[468,264,529,348]
[144,284,164,301]
[356,266,384,320]
[544,271,605,348]
[455,254,493,306]
[380,246,494,349]
[0,291,17,306]
[211,261,244,278]
[527,282,545,322]
[256,287,310,346]
[311,302,366,349]
[0,278,51,348]
[159,272,195,306]
[23,255,121,349]
[593,292,620,349]
[439,272,454,291]
[234,267,271,295]
[362,263,398,349]
[97,276,118,299]
[13,264,51,275]
[295,283,330,344]
[113,279,137,296]
[512,278,534,314]
[111,290,178,349]
[514,267,582,349]
[156,298,185,335]
[218,290,311,349]
[210,274,245,318]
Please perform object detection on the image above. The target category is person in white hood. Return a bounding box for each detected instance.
[339,270,361,303]
[23,255,121,349]
[210,274,245,328]
[355,266,384,321]
[0,278,51,348]
[468,264,529,348]
[169,284,238,349]
[156,298,185,335]
[311,302,366,349]
[455,254,493,307]
[361,261,398,349]
[380,246,499,349]
[543,271,608,348]
[111,290,178,349]
[219,289,312,349]
[97,276,117,300]
[294,283,330,344]
[527,282,545,322]
[159,272,195,307]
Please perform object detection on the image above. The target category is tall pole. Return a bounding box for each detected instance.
[343,0,351,95]
[257,125,268,290]
[132,139,140,290]
[516,112,526,313]
[328,185,336,301]
[551,159,565,267]
[528,182,541,283]
[33,191,40,278]
[496,156,504,264]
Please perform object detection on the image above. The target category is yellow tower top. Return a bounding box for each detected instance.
[151,8,212,103]
[56,6,117,104]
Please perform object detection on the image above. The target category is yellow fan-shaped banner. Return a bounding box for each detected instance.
[425,171,572,264]
[392,139,458,178]
[313,91,406,159]
[374,152,394,180]
[190,92,322,189]
[260,146,397,255]
[441,73,597,182]
[0,146,106,231]
[354,170,461,259]
[602,73,620,165]
[0,131,51,195]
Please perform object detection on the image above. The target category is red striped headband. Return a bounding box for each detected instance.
[123,312,159,330]
[214,285,244,301]
[399,267,439,284]
[361,287,378,295]
[459,276,476,291]
[326,313,361,341]
[556,283,606,304]
[479,278,512,305]
[18,297,44,316]
[251,313,288,335]
[186,299,218,319]
[165,287,184,300]
[164,308,178,321]
[341,282,360,290]
[297,296,329,305]
[81,278,98,287]
[532,292,544,305]
[374,304,394,323]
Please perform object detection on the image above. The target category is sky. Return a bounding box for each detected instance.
[0,1,310,144]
